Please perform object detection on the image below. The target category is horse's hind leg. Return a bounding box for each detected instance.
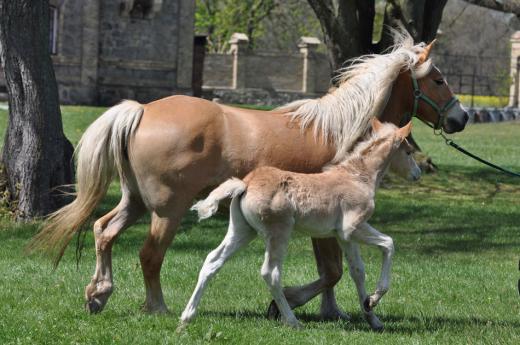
[140,200,191,313]
[85,193,145,313]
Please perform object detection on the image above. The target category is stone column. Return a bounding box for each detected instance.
[509,31,520,108]
[298,36,321,94]
[229,33,249,89]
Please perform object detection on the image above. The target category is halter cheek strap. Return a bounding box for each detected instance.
[410,76,459,130]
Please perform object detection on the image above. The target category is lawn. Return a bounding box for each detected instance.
[0,105,519,344]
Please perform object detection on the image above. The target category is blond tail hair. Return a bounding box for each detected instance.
[26,100,144,267]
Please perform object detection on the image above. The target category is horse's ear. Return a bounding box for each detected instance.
[418,39,436,64]
[398,121,413,138]
[371,117,383,133]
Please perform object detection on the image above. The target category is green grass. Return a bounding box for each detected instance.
[1,105,520,344]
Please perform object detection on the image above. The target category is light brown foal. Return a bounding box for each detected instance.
[182,120,413,329]
[29,33,468,318]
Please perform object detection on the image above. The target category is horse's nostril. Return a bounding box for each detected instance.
[463,112,469,123]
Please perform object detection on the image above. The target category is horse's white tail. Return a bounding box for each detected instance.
[191,178,246,220]
[27,100,144,267]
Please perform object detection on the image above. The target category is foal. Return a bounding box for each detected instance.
[181,119,414,329]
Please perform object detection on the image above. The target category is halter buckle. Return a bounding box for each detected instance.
[413,89,422,99]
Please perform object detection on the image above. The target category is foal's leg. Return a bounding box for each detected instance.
[180,198,256,324]
[340,241,384,331]
[266,238,347,321]
[261,224,300,328]
[85,193,145,313]
[353,222,395,310]
[140,200,190,313]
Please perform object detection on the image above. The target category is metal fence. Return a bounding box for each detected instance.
[433,53,510,107]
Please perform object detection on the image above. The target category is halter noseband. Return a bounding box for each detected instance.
[410,76,459,130]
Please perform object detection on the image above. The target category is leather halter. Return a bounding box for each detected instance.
[409,75,459,130]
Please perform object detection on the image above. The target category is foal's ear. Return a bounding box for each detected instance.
[397,121,413,139]
[371,117,383,133]
[418,39,436,64]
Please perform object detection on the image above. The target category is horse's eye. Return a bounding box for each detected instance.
[434,79,444,85]
[406,151,413,156]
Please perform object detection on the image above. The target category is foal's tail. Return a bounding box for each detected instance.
[191,178,246,220]
[27,100,144,267]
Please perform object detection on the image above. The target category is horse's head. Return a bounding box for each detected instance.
[391,40,469,133]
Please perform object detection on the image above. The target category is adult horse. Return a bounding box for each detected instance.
[29,31,468,318]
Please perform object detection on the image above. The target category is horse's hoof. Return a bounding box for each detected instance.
[364,314,384,332]
[320,309,351,322]
[85,299,103,314]
[266,300,280,320]
[287,320,303,329]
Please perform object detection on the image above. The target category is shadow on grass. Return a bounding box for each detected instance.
[197,309,520,333]
[185,308,520,334]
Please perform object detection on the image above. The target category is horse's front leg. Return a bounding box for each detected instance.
[354,222,395,310]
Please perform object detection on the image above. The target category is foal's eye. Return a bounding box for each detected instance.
[406,151,413,156]
[434,79,445,85]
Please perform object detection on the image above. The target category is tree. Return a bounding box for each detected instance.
[0,0,74,220]
[463,0,520,17]
[196,0,278,52]
[306,0,449,71]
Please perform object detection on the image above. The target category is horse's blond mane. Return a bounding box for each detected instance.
[277,29,432,163]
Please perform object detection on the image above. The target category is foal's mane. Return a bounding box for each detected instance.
[323,123,397,172]
[277,29,432,163]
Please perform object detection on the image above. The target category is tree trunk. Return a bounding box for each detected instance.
[462,0,520,17]
[0,0,74,220]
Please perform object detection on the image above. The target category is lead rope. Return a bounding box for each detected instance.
[417,118,520,178]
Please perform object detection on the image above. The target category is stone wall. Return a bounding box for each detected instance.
[202,34,332,104]
[0,0,195,105]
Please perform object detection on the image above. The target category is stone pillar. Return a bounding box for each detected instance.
[509,31,520,108]
[229,33,249,89]
[298,36,321,94]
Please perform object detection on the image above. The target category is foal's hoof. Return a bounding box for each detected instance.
[85,299,103,314]
[266,300,281,320]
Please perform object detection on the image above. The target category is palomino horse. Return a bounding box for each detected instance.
[183,119,414,330]
[29,31,468,317]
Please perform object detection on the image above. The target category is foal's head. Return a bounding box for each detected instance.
[354,118,415,177]
[389,140,421,181]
